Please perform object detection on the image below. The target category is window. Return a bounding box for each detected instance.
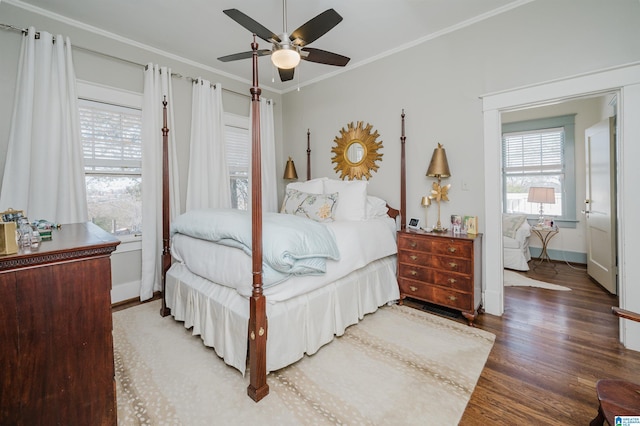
[77,82,143,237]
[502,115,577,227]
[224,113,250,210]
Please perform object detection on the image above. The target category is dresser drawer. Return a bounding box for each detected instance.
[398,235,431,252]
[430,239,472,258]
[428,286,472,311]
[398,250,431,266]
[398,264,470,292]
[430,255,472,275]
[431,270,472,292]
[398,279,471,311]
[398,263,430,283]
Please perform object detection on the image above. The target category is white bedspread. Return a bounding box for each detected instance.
[170,215,398,302]
[171,209,340,286]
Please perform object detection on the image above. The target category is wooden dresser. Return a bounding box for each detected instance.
[397,229,482,325]
[0,222,120,425]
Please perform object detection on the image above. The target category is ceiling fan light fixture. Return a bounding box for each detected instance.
[271,45,300,69]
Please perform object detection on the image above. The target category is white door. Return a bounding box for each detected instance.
[584,117,617,294]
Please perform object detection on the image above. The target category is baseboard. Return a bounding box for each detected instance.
[111,280,140,304]
[528,248,586,264]
[112,291,162,311]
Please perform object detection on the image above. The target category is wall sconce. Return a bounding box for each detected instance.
[426,143,451,232]
[527,186,555,225]
[283,156,298,180]
[421,196,431,229]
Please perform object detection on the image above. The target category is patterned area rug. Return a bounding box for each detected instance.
[113,300,495,425]
[503,269,572,291]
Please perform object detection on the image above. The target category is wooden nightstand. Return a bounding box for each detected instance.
[397,229,483,325]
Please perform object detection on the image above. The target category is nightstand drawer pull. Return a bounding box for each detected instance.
[448,262,458,269]
[448,278,457,284]
[410,255,418,261]
[410,270,418,276]
[448,295,457,301]
[409,286,418,292]
[447,246,457,253]
[409,241,417,248]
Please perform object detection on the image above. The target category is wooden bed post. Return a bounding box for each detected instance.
[160,97,172,317]
[247,35,269,402]
[307,129,311,181]
[400,109,407,230]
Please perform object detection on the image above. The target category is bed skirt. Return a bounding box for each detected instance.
[165,255,399,375]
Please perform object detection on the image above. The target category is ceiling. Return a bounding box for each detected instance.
[13,0,528,93]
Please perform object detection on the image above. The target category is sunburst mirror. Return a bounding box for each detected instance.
[331,121,383,180]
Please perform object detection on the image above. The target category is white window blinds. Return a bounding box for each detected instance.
[79,99,142,174]
[225,125,249,177]
[502,128,564,175]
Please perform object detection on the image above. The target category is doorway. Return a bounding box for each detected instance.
[481,62,640,351]
[500,94,617,291]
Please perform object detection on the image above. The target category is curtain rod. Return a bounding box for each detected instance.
[2,22,253,101]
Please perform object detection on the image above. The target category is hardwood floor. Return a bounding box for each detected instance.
[409,261,640,425]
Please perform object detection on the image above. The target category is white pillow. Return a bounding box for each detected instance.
[323,179,368,221]
[281,189,338,223]
[366,195,389,219]
[286,177,326,195]
[502,214,527,239]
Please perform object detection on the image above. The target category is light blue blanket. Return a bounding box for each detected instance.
[170,209,341,286]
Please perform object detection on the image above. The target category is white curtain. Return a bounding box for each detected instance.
[0,27,87,223]
[140,64,180,301]
[186,79,231,211]
[249,98,278,212]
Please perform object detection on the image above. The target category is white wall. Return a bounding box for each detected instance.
[0,2,284,303]
[281,0,640,229]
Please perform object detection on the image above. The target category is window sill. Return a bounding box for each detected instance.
[113,234,142,254]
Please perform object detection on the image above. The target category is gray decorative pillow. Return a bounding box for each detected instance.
[281,189,338,222]
[503,214,527,239]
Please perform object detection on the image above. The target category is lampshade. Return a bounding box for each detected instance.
[421,196,431,207]
[271,46,300,69]
[283,157,298,180]
[426,143,451,178]
[527,187,555,204]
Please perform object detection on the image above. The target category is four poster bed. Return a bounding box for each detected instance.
[159,38,407,402]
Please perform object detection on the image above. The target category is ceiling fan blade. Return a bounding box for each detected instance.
[290,9,343,47]
[218,50,271,62]
[278,68,295,82]
[223,9,281,43]
[301,48,350,67]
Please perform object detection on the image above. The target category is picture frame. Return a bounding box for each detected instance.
[407,217,420,230]
[464,215,478,235]
[450,215,462,234]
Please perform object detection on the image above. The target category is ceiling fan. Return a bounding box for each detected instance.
[217,0,350,82]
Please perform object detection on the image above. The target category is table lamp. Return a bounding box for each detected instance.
[527,186,555,225]
[426,143,451,232]
[421,196,431,229]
